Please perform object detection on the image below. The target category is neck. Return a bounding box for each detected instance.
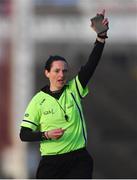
[49,86,62,93]
[50,89,62,93]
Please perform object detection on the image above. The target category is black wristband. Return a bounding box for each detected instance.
[41,132,48,140]
[98,34,108,39]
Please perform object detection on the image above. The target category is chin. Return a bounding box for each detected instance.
[58,82,65,88]
[57,84,65,90]
[59,85,64,89]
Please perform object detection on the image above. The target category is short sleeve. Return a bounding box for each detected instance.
[75,75,89,98]
[68,75,89,99]
[20,93,42,131]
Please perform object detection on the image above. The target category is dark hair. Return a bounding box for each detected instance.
[45,55,68,71]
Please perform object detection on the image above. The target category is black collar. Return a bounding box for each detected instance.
[41,85,67,100]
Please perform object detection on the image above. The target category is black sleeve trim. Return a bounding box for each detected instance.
[22,120,38,127]
[75,78,82,99]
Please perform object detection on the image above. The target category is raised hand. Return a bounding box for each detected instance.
[90,9,109,39]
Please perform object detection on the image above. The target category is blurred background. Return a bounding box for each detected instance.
[0,0,137,178]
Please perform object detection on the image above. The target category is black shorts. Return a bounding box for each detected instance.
[36,148,94,179]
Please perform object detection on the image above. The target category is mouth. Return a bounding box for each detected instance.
[57,79,65,84]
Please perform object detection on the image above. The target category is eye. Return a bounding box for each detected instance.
[54,69,59,73]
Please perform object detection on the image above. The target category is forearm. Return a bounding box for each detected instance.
[78,39,105,88]
[20,127,43,142]
[20,127,65,142]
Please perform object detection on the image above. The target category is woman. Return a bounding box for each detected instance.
[20,10,109,179]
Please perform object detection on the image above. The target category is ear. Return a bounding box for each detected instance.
[45,70,49,78]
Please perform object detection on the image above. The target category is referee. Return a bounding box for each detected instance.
[20,10,109,179]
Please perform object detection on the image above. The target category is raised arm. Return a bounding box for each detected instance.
[78,9,109,88]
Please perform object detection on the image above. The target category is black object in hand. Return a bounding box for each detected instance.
[90,14,109,35]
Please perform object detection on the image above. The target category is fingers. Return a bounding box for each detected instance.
[97,8,109,26]
[90,21,94,28]
[48,128,66,140]
[102,18,109,26]
[102,9,105,16]
[52,129,65,139]
[53,129,64,136]
[97,9,105,17]
[98,10,109,27]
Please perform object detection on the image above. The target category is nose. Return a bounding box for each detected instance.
[59,70,64,77]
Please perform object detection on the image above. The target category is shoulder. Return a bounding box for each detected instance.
[29,91,46,105]
[32,85,49,101]
[67,75,89,98]
[67,75,79,89]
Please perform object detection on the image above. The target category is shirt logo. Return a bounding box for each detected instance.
[43,109,55,115]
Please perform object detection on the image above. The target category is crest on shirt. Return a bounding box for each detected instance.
[25,113,29,117]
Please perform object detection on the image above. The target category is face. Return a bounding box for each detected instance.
[45,60,68,91]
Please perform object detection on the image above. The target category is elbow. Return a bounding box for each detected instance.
[19,128,28,142]
[19,127,32,142]
[19,131,25,141]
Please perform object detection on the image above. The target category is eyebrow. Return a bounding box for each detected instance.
[53,68,68,71]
